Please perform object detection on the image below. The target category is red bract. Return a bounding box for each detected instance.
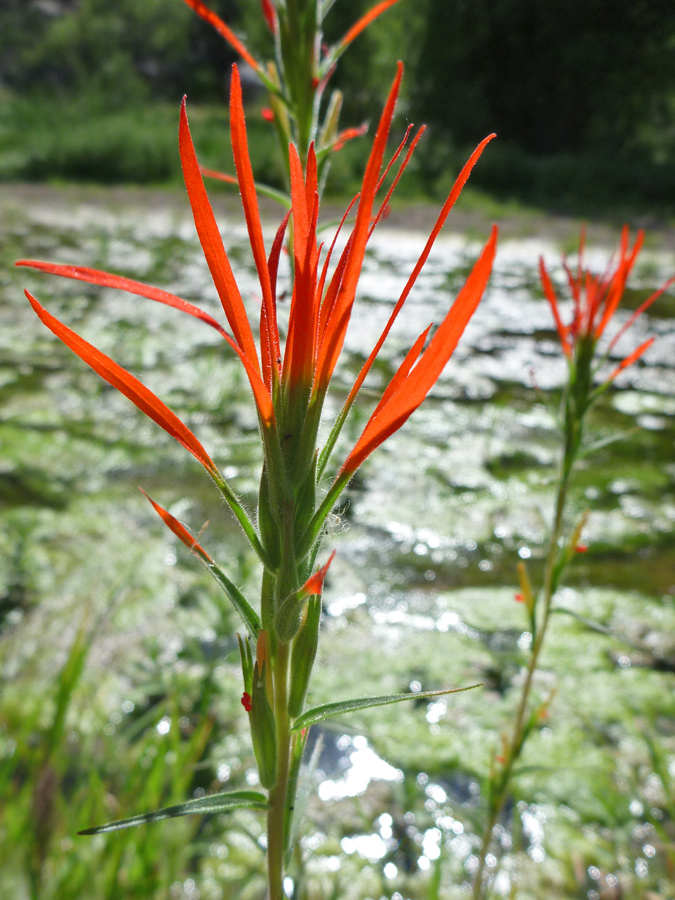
[180,0,261,74]
[18,63,496,540]
[139,489,213,564]
[539,227,675,378]
[337,0,404,51]
[261,0,276,34]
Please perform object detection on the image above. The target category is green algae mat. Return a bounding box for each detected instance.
[1,189,675,899]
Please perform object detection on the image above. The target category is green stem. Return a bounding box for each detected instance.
[267,641,292,900]
[471,458,573,899]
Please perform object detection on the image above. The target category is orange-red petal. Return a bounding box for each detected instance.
[199,167,238,186]
[140,488,213,562]
[179,97,260,370]
[26,290,217,474]
[341,133,495,411]
[338,0,403,49]
[314,63,404,391]
[539,259,572,357]
[341,226,497,474]
[229,66,279,367]
[302,550,336,596]
[607,337,655,382]
[16,260,230,338]
[181,0,261,73]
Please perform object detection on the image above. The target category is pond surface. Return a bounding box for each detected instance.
[1,185,675,900]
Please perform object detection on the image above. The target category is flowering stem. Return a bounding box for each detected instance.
[471,391,579,899]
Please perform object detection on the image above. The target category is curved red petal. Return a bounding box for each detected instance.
[16,260,229,338]
[229,66,278,366]
[338,0,403,49]
[26,290,217,474]
[341,226,497,474]
[140,488,213,562]
[314,63,404,391]
[181,0,261,72]
[302,550,336,596]
[179,97,260,370]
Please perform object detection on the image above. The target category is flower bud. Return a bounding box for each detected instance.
[274,552,334,643]
[274,590,305,643]
[567,510,590,563]
[238,633,253,693]
[288,595,321,718]
[250,655,277,789]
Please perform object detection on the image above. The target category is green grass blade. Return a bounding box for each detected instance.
[78,790,267,835]
[291,684,482,731]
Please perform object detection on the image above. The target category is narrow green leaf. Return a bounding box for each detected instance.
[211,472,273,572]
[291,684,482,731]
[579,427,639,457]
[552,606,646,652]
[78,790,267,835]
[552,605,614,636]
[206,561,261,637]
[252,182,291,208]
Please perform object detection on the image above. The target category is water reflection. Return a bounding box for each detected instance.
[3,190,675,897]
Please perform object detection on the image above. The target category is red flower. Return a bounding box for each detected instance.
[539,227,675,379]
[18,64,496,550]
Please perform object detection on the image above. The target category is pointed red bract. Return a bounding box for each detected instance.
[261,0,276,34]
[26,290,217,475]
[140,488,213,562]
[333,124,369,151]
[179,97,259,369]
[341,226,498,474]
[199,167,238,186]
[181,0,261,73]
[16,260,230,339]
[284,144,321,387]
[608,272,675,353]
[369,326,432,421]
[229,66,278,365]
[314,63,404,392]
[607,337,655,381]
[338,0,403,49]
[341,133,495,414]
[369,125,425,236]
[302,551,336,596]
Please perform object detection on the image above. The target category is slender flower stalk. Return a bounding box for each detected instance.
[19,63,495,898]
[182,0,405,190]
[471,229,675,899]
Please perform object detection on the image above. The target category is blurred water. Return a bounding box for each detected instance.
[2,189,675,898]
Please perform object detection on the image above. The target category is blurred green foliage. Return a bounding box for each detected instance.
[1,0,674,214]
[414,0,675,211]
